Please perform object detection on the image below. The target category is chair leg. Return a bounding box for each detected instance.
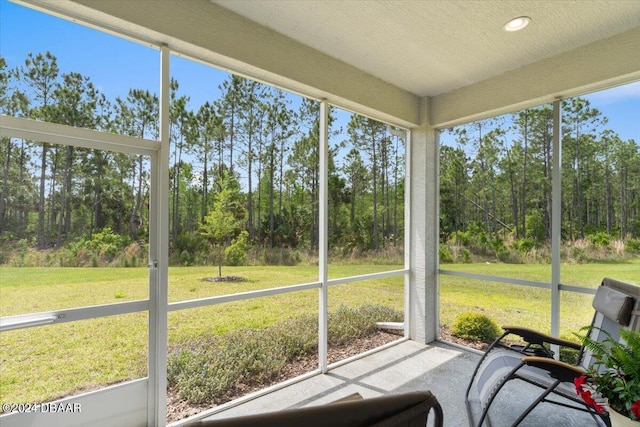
[510,379,560,426]
[428,398,444,427]
[465,331,512,400]
[473,362,525,427]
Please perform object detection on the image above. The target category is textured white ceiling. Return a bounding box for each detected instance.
[213,0,640,97]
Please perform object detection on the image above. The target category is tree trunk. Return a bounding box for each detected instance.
[372,129,378,250]
[37,144,48,249]
[130,156,143,241]
[268,142,275,247]
[521,113,529,238]
[56,146,74,247]
[247,132,254,241]
[0,139,11,232]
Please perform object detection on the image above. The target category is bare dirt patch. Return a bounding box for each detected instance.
[201,276,247,283]
[439,326,489,351]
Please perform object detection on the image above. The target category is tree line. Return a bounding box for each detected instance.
[0,52,405,262]
[440,100,640,248]
[2,52,638,265]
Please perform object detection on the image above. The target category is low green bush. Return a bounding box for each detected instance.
[225,231,249,266]
[587,232,611,248]
[451,312,501,343]
[167,304,402,404]
[179,250,193,266]
[496,247,516,263]
[512,238,536,253]
[570,246,588,263]
[439,247,453,263]
[88,227,130,258]
[627,239,640,252]
[328,305,402,346]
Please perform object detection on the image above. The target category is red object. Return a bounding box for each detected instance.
[573,375,605,414]
[631,400,640,419]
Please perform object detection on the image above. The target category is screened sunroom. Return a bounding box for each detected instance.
[1,1,639,426]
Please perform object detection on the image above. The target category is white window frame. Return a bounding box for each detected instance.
[0,44,411,427]
[437,99,599,358]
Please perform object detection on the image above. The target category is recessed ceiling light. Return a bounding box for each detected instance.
[504,16,531,32]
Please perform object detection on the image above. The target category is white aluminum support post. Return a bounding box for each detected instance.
[432,129,441,339]
[148,45,170,426]
[318,100,329,373]
[409,99,439,344]
[551,99,562,351]
[404,130,412,339]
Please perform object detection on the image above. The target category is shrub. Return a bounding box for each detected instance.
[525,210,547,243]
[461,248,472,263]
[587,232,611,248]
[491,236,505,252]
[167,304,402,404]
[439,247,453,263]
[627,239,640,252]
[88,227,129,258]
[268,315,318,357]
[450,230,470,246]
[173,232,208,259]
[129,254,139,267]
[512,238,536,253]
[570,246,588,263]
[167,329,288,404]
[451,312,501,343]
[328,305,402,346]
[496,247,514,263]
[179,250,193,266]
[225,231,248,266]
[496,245,524,263]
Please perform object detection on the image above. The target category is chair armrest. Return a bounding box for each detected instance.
[502,326,581,350]
[521,356,586,382]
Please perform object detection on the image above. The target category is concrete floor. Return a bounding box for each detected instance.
[198,340,606,427]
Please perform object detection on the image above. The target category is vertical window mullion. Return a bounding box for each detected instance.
[551,99,562,346]
[404,130,412,339]
[318,100,329,373]
[148,44,170,427]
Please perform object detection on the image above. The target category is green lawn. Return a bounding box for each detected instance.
[0,265,404,404]
[1,261,638,405]
[439,261,640,335]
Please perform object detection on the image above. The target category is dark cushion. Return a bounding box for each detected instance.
[192,391,442,427]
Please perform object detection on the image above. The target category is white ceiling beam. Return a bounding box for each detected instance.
[429,26,640,128]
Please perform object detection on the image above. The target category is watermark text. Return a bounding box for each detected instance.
[2,402,82,413]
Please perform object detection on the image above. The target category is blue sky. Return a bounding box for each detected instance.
[1,0,639,144]
[0,0,227,111]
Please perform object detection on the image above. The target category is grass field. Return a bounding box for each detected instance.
[439,261,640,334]
[1,260,638,405]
